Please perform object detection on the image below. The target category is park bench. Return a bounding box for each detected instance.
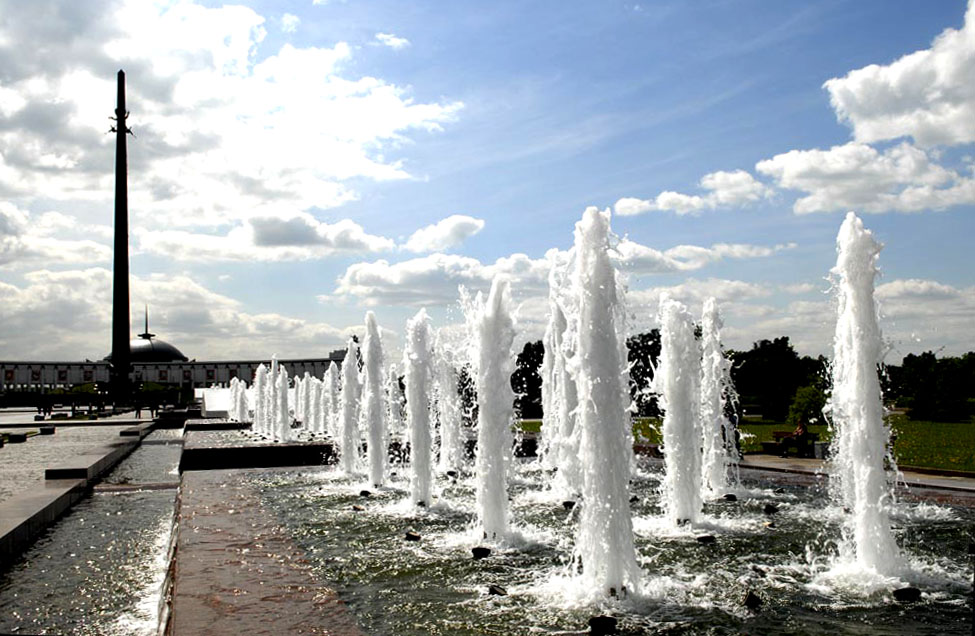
[760,431,820,458]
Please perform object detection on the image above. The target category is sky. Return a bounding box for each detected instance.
[0,0,972,364]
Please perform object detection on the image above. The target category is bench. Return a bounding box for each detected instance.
[763,432,819,458]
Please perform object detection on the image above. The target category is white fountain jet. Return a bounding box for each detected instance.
[435,332,465,474]
[570,207,640,596]
[655,296,703,525]
[700,297,738,498]
[253,363,268,437]
[404,309,435,506]
[339,337,363,474]
[465,276,516,542]
[362,312,388,488]
[275,365,290,442]
[829,212,902,575]
[324,361,339,439]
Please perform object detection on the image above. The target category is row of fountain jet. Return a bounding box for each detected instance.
[226,208,901,596]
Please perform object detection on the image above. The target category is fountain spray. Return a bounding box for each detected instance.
[466,277,516,541]
[404,309,435,506]
[435,334,464,474]
[362,312,388,487]
[829,212,901,574]
[656,296,703,525]
[339,338,363,474]
[700,297,738,498]
[571,207,639,595]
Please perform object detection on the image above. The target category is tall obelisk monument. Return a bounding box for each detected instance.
[110,70,132,401]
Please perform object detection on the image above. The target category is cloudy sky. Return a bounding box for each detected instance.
[0,0,972,363]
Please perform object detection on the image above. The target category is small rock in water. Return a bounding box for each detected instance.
[629,495,639,503]
[696,535,716,544]
[446,470,458,478]
[743,590,762,610]
[588,615,618,635]
[893,587,921,603]
[416,500,426,508]
[562,501,576,511]
[404,531,421,542]
[351,505,364,512]
[773,488,785,494]
[763,503,779,515]
[487,584,507,596]
[722,493,738,502]
[359,490,372,497]
[472,547,491,560]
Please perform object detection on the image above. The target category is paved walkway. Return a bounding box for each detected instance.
[739,454,975,506]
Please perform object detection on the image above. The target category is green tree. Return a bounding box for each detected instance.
[787,385,827,426]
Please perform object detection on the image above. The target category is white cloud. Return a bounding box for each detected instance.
[0,0,462,233]
[281,13,300,33]
[756,141,975,214]
[332,251,553,307]
[823,0,975,148]
[403,214,485,252]
[616,239,795,274]
[0,267,358,360]
[0,202,111,268]
[375,32,411,50]
[615,169,770,216]
[137,213,394,262]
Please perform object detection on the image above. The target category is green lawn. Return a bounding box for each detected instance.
[889,414,975,473]
[519,414,975,474]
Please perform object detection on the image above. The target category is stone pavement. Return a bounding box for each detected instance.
[168,468,365,636]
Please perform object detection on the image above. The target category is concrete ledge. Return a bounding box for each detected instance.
[179,441,335,472]
[0,478,87,563]
[184,418,250,432]
[120,422,155,438]
[44,439,139,481]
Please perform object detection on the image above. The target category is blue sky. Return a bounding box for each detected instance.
[0,0,972,362]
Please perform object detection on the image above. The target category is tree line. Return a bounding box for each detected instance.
[510,334,975,424]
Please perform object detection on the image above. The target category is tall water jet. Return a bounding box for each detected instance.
[275,365,291,442]
[539,293,560,470]
[700,297,738,498]
[386,364,405,446]
[362,312,388,487]
[253,364,268,436]
[570,207,639,594]
[552,297,582,498]
[339,338,363,474]
[404,309,435,506]
[656,297,703,524]
[829,212,901,574]
[466,277,516,541]
[435,333,464,474]
[307,377,322,436]
[267,357,279,438]
[324,361,339,439]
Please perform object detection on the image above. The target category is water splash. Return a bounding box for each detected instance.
[362,311,388,487]
[828,212,902,576]
[435,332,465,474]
[339,338,362,474]
[700,297,738,498]
[656,296,703,525]
[570,207,640,595]
[404,309,435,506]
[465,277,516,542]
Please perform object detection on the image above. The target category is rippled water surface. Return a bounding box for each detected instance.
[251,462,974,635]
[0,439,178,635]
